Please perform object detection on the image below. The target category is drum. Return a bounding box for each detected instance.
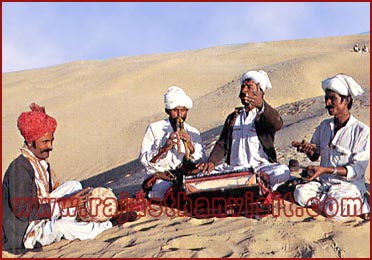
[78,187,118,222]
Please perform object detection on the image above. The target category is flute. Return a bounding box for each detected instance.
[176,117,182,154]
[176,117,190,160]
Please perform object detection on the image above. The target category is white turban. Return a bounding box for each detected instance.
[322,74,364,97]
[164,86,193,110]
[240,70,273,92]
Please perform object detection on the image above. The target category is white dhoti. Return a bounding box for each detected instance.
[147,179,173,201]
[256,163,290,190]
[24,181,112,248]
[294,181,369,220]
[39,217,112,246]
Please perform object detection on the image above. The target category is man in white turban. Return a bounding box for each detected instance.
[293,74,370,220]
[197,70,290,191]
[139,86,206,201]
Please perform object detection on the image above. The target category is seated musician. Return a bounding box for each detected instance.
[2,103,131,254]
[292,74,370,220]
[139,86,206,201]
[196,70,290,191]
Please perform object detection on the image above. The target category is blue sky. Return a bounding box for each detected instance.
[2,2,370,73]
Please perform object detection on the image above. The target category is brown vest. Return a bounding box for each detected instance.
[209,101,283,165]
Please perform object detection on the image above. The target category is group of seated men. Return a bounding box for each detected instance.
[353,43,369,53]
[140,71,370,222]
[2,70,370,253]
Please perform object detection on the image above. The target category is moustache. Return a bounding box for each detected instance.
[325,106,334,109]
[41,149,52,153]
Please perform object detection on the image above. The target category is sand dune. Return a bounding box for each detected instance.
[2,34,370,258]
[2,34,370,181]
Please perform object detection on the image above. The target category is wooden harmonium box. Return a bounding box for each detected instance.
[183,167,261,217]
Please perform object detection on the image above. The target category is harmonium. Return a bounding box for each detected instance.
[182,166,268,218]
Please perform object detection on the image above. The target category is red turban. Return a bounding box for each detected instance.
[17,103,57,143]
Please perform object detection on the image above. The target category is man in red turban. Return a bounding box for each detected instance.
[16,103,57,160]
[2,103,116,254]
[17,103,57,143]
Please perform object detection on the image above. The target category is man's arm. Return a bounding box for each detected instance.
[306,165,348,181]
[196,113,234,174]
[8,161,52,221]
[184,126,206,163]
[149,141,174,164]
[292,140,320,162]
[292,121,323,162]
[258,101,283,132]
[139,124,165,167]
[344,127,370,181]
[208,113,233,165]
[139,123,180,172]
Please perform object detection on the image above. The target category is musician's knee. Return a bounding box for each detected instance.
[67,181,83,192]
[149,180,173,201]
[266,164,290,188]
[293,184,318,207]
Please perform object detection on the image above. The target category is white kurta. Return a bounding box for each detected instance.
[229,109,289,189]
[139,119,206,199]
[294,115,370,219]
[230,108,269,167]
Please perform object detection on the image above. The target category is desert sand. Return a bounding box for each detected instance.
[2,34,370,258]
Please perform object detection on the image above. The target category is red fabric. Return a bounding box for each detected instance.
[17,103,57,143]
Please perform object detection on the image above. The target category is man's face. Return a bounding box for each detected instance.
[324,90,349,116]
[28,132,54,160]
[168,106,188,122]
[240,79,259,108]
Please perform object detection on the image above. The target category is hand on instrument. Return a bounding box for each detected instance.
[72,187,92,208]
[179,131,191,144]
[59,187,92,209]
[195,161,215,174]
[306,165,325,182]
[291,140,317,157]
[164,132,179,152]
[178,131,195,154]
[150,133,180,163]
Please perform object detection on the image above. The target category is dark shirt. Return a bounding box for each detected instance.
[208,101,283,165]
[2,155,52,252]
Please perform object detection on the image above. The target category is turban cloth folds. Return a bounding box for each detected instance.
[17,103,57,143]
[164,86,193,110]
[322,74,364,97]
[240,70,273,92]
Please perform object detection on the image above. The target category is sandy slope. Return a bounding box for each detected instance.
[2,34,370,258]
[2,34,370,181]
